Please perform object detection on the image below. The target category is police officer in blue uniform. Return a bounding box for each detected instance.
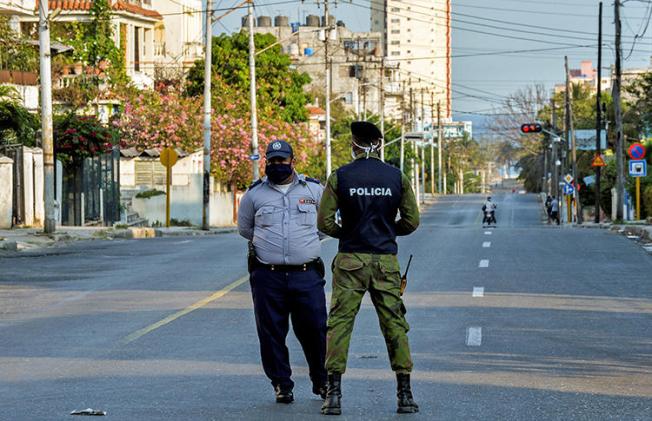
[238,140,328,404]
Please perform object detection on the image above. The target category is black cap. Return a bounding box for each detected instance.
[351,121,382,143]
[265,140,293,159]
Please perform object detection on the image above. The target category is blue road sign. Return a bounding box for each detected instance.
[629,160,647,177]
[563,183,574,195]
[249,154,260,161]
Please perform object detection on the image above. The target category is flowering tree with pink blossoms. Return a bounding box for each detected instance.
[115,86,321,189]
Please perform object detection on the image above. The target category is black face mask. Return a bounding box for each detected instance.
[265,163,293,184]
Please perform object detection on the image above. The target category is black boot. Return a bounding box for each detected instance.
[274,384,294,404]
[396,373,419,414]
[320,373,342,415]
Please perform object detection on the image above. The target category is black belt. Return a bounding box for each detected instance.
[255,259,320,272]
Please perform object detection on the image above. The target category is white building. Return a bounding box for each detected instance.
[3,0,203,86]
[370,0,451,122]
[153,0,203,78]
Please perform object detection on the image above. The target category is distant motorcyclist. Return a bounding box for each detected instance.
[482,197,497,225]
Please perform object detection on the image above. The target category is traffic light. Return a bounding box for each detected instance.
[520,123,542,133]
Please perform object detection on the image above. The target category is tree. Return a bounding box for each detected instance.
[0,16,38,73]
[185,32,311,123]
[114,87,319,189]
[625,71,652,138]
[0,86,39,146]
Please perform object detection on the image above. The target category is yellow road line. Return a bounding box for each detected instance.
[121,275,249,345]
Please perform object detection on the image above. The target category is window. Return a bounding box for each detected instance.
[391,7,400,12]
[391,29,400,34]
[391,18,400,23]
[391,40,400,45]
[391,51,400,56]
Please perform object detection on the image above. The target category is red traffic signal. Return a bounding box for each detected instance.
[520,123,542,133]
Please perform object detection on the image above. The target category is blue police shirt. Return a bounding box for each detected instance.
[238,173,324,265]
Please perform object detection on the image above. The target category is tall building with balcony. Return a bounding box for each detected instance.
[370,0,451,123]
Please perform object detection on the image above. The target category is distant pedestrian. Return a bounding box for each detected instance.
[237,140,327,404]
[545,195,552,224]
[550,196,560,225]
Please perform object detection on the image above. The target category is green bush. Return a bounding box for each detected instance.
[135,189,166,199]
[644,184,652,219]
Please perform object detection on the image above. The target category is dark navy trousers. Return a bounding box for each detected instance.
[250,266,328,389]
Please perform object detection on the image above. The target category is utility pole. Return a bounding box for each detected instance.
[247,1,260,181]
[323,0,332,177]
[38,0,55,233]
[202,0,213,230]
[400,81,405,172]
[379,57,385,161]
[614,0,625,220]
[430,91,435,195]
[551,99,560,203]
[595,1,603,223]
[437,102,445,194]
[565,56,581,224]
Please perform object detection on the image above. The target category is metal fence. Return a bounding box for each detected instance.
[60,148,120,226]
[0,144,25,226]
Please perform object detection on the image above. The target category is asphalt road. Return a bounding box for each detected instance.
[1,193,651,420]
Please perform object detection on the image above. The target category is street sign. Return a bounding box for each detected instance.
[629,159,647,177]
[159,147,178,228]
[575,130,607,150]
[563,183,574,195]
[591,154,606,167]
[160,147,178,168]
[249,153,260,161]
[628,143,646,160]
[564,174,573,183]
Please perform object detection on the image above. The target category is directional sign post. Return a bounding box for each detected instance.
[160,147,179,227]
[629,159,647,220]
[563,183,574,195]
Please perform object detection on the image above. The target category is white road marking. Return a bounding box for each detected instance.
[482,241,491,248]
[466,327,482,346]
[472,287,484,297]
[479,259,489,268]
[175,240,193,244]
[484,231,492,235]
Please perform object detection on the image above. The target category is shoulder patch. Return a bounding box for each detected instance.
[248,179,263,190]
[305,177,321,184]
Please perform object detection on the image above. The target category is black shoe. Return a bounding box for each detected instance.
[275,385,294,404]
[396,373,419,414]
[313,382,327,399]
[320,373,342,415]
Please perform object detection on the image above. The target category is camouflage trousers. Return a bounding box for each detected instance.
[325,252,413,374]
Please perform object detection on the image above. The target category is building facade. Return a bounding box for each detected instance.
[2,0,203,87]
[370,0,452,122]
[248,14,384,119]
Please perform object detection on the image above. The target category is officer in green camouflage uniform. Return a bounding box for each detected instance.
[317,121,420,415]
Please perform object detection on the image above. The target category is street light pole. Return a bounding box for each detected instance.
[247,1,260,181]
[323,0,332,177]
[38,0,56,234]
[202,0,213,230]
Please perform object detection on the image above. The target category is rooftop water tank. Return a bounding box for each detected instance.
[257,16,272,27]
[306,15,320,27]
[274,15,289,27]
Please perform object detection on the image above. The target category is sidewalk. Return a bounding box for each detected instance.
[578,221,652,254]
[0,225,237,253]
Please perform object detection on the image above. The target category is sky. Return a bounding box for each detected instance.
[211,0,652,133]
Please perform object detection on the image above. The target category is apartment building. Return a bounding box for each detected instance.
[370,0,451,123]
[249,14,384,118]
